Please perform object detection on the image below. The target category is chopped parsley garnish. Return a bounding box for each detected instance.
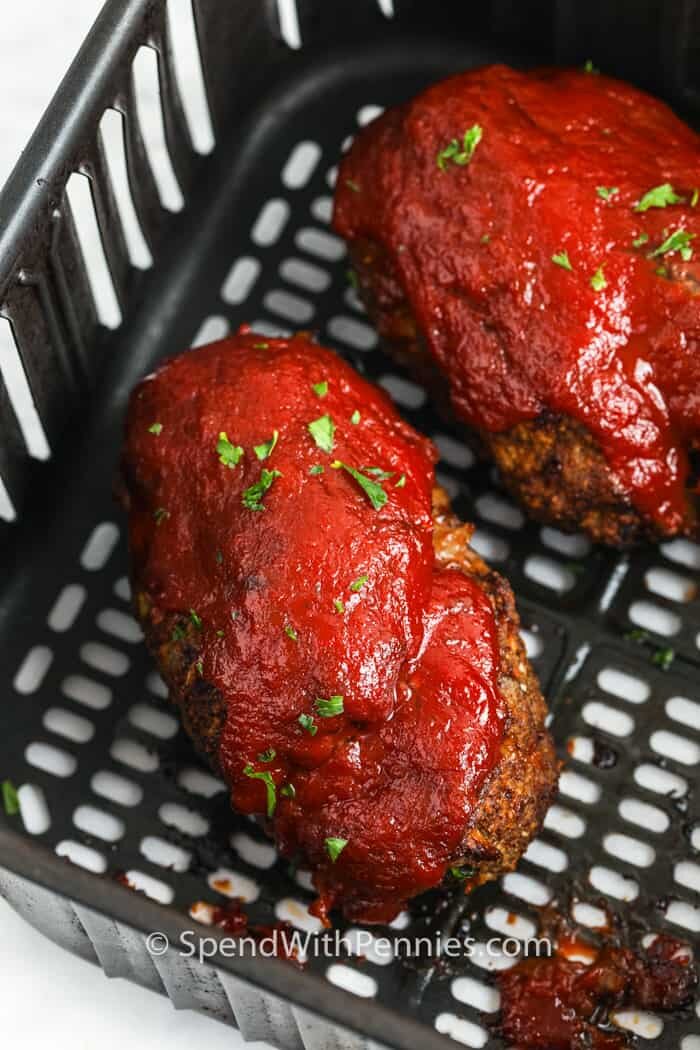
[632,232,649,248]
[308,414,335,453]
[258,748,276,763]
[480,234,491,244]
[243,763,276,817]
[2,779,19,817]
[216,549,223,564]
[347,269,359,290]
[583,59,599,74]
[345,179,361,193]
[325,837,348,862]
[635,183,684,212]
[315,695,344,718]
[350,575,369,592]
[625,627,649,643]
[692,188,699,208]
[334,599,345,614]
[231,610,239,622]
[280,783,296,799]
[217,431,244,469]
[590,266,607,292]
[309,464,324,476]
[254,429,279,461]
[655,265,669,278]
[149,422,163,435]
[253,341,269,349]
[285,624,298,642]
[362,467,394,480]
[436,125,483,171]
[242,468,282,511]
[552,250,573,271]
[190,609,202,629]
[331,461,388,510]
[298,713,318,736]
[596,186,618,202]
[195,659,204,677]
[350,410,361,425]
[395,474,406,488]
[153,507,169,525]
[312,380,328,398]
[652,646,675,671]
[216,629,225,637]
[649,229,695,262]
[171,624,186,642]
[449,865,475,881]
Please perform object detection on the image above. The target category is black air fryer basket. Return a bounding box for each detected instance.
[0,2,698,1048]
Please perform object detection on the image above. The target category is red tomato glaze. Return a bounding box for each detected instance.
[334,65,700,532]
[124,329,505,922]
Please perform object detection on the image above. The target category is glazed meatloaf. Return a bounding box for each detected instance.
[333,64,700,546]
[119,328,558,924]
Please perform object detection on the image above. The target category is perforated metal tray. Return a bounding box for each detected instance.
[0,3,698,1049]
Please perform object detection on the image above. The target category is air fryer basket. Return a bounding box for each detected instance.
[0,2,698,1048]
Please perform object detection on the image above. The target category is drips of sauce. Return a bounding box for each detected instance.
[334,65,700,531]
[124,329,506,923]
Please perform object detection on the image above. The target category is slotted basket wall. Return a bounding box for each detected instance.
[0,3,698,1049]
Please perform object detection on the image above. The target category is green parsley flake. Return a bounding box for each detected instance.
[217,431,244,469]
[171,624,186,642]
[308,414,335,453]
[632,232,649,248]
[285,624,298,642]
[692,188,699,208]
[253,342,269,349]
[552,250,573,271]
[216,629,225,637]
[635,183,684,212]
[298,713,318,736]
[2,779,19,816]
[312,380,328,398]
[149,422,163,435]
[350,410,361,425]
[649,229,695,262]
[243,763,276,817]
[363,467,394,481]
[625,627,649,644]
[190,609,202,629]
[583,59,599,74]
[195,660,204,677]
[652,646,675,671]
[346,179,361,193]
[309,464,324,476]
[480,234,491,244]
[315,695,344,718]
[395,475,406,488]
[436,124,483,171]
[590,266,607,292]
[153,507,169,525]
[325,837,348,863]
[596,186,618,202]
[258,748,276,763]
[334,599,345,614]
[331,461,388,510]
[347,269,359,291]
[350,574,369,592]
[216,549,224,564]
[254,429,279,461]
[449,865,475,881]
[280,783,296,799]
[242,468,282,511]
[231,610,239,621]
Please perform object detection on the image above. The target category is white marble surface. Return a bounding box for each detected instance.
[0,4,256,1046]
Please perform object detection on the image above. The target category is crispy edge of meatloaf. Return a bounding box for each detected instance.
[131,486,559,892]
[346,237,700,548]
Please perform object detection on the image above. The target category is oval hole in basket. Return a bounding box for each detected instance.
[280,257,330,293]
[485,907,535,941]
[674,861,700,893]
[276,0,302,48]
[159,802,209,837]
[328,316,377,351]
[264,289,314,324]
[18,784,50,835]
[252,198,290,246]
[559,770,601,805]
[43,707,94,744]
[520,628,543,659]
[231,831,277,869]
[582,702,634,737]
[470,529,509,563]
[128,703,178,739]
[110,737,158,773]
[357,104,384,126]
[81,641,130,677]
[469,941,518,972]
[379,375,426,411]
[567,736,594,763]
[207,868,259,901]
[597,667,650,704]
[25,741,76,778]
[540,527,591,558]
[293,868,315,893]
[660,538,700,569]
[14,646,53,695]
[343,929,394,966]
[296,226,344,261]
[645,566,697,603]
[96,608,143,644]
[0,318,51,461]
[571,902,608,928]
[665,900,700,933]
[310,196,332,226]
[665,696,700,731]
[475,492,524,530]
[634,763,687,797]
[628,601,681,637]
[650,729,700,766]
[435,1014,488,1048]
[123,870,173,904]
[276,898,323,933]
[525,556,576,594]
[177,765,225,797]
[250,319,291,338]
[141,836,191,872]
[146,671,168,699]
[48,584,87,632]
[502,872,551,906]
[604,833,655,867]
[589,866,638,901]
[65,172,122,329]
[282,140,322,189]
[435,471,459,500]
[56,840,106,873]
[612,1011,663,1040]
[0,475,15,522]
[99,109,153,269]
[544,804,586,838]
[91,770,142,807]
[61,674,111,710]
[390,911,411,930]
[192,314,229,347]
[433,433,475,469]
[221,256,260,305]
[451,977,501,1013]
[81,522,119,571]
[73,805,125,842]
[132,46,184,212]
[618,797,669,833]
[523,838,568,872]
[166,0,216,154]
[326,964,377,999]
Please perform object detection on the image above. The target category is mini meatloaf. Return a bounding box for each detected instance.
[333,64,700,546]
[119,328,558,924]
